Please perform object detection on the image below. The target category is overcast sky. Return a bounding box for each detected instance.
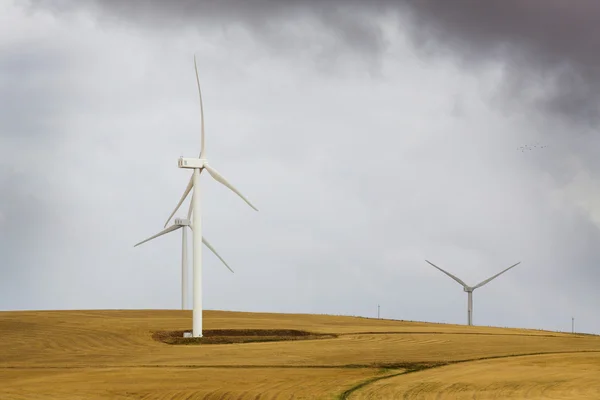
[2,0,600,334]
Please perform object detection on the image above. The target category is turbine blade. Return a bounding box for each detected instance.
[134,225,182,247]
[164,174,194,228]
[187,192,194,220]
[425,260,468,287]
[204,164,258,211]
[194,55,205,159]
[473,262,521,289]
[202,237,234,273]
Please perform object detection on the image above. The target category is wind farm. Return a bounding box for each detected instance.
[4,1,600,395]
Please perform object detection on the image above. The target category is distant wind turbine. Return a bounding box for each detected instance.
[134,217,233,310]
[424,260,521,326]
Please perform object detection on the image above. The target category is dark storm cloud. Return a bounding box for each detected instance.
[26,0,600,126]
[401,0,600,127]
[24,0,389,63]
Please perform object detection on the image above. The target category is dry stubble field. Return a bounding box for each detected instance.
[1,310,599,399]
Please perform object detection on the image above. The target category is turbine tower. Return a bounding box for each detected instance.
[163,55,258,337]
[424,260,521,326]
[134,217,233,310]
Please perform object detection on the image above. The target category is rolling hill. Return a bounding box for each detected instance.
[1,310,599,399]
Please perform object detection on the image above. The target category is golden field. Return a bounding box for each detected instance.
[350,352,600,399]
[1,310,599,399]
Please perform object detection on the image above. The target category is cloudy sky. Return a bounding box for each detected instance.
[2,0,600,334]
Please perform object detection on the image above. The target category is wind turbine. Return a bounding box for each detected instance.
[424,260,521,326]
[163,55,258,337]
[134,217,233,310]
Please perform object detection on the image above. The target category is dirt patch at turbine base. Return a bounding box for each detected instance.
[152,329,338,345]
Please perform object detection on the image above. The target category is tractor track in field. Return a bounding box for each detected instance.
[337,350,600,399]
[336,331,596,338]
[3,349,600,371]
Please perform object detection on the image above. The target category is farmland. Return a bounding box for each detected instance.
[1,310,599,399]
[350,352,600,399]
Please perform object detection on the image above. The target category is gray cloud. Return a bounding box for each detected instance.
[26,0,600,126]
[0,44,74,138]
[400,0,600,128]
[24,0,391,76]
[0,165,63,309]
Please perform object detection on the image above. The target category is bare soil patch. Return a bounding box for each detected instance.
[152,329,338,345]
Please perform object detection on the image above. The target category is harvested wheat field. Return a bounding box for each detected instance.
[350,352,600,399]
[1,310,599,399]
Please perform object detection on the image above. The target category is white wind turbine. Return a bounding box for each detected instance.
[424,260,521,326]
[163,55,258,337]
[134,217,233,311]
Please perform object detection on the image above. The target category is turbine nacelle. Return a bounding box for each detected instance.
[463,286,473,292]
[165,157,258,229]
[178,157,206,169]
[174,218,191,226]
